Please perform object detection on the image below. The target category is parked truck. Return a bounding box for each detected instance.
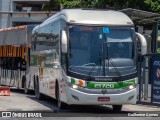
[0,25,35,91]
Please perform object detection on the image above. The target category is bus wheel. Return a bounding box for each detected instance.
[35,77,43,100]
[112,105,122,111]
[56,83,68,110]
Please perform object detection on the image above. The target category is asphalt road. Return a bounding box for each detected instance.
[0,88,160,120]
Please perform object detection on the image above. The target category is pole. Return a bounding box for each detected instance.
[138,55,142,101]
[154,19,158,53]
[144,57,149,100]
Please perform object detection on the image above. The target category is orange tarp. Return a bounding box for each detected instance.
[0,45,29,62]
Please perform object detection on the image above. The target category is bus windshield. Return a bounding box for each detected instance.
[68,25,136,77]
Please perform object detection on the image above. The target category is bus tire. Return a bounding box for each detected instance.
[56,81,68,110]
[24,77,29,94]
[112,105,122,111]
[35,76,43,100]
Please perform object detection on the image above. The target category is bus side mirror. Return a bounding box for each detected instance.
[136,32,147,55]
[61,30,68,53]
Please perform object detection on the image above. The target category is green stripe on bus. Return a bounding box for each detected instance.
[71,78,76,84]
[86,79,135,89]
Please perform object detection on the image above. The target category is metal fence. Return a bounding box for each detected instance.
[137,53,160,106]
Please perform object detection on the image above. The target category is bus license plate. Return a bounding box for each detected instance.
[98,97,110,102]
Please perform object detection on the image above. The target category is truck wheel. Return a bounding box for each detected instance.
[23,77,29,94]
[35,77,43,100]
[112,105,122,111]
[56,83,68,110]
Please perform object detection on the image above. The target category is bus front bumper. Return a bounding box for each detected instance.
[64,86,137,105]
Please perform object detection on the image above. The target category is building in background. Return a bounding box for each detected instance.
[0,0,57,28]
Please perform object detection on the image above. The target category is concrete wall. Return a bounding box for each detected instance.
[0,0,52,28]
[0,0,11,28]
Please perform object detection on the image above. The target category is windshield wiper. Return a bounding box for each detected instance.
[85,55,102,80]
[106,56,121,79]
[104,33,121,79]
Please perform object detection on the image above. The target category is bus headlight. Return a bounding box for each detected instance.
[72,84,78,89]
[123,84,137,91]
[129,85,134,90]
[66,80,79,89]
[66,80,80,89]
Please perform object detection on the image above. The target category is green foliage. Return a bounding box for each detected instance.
[58,0,81,8]
[57,0,102,8]
[57,0,153,10]
[144,0,160,12]
[42,0,160,13]
[42,0,60,11]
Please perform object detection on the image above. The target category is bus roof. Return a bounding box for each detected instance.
[42,9,133,26]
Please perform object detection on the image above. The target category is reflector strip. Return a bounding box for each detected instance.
[0,86,10,96]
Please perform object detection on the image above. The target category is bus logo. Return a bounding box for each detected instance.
[101,89,107,94]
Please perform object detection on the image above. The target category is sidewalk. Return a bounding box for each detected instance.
[123,104,160,111]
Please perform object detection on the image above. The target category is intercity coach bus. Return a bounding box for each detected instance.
[30,9,147,110]
[0,9,147,111]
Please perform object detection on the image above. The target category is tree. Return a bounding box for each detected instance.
[42,0,60,11]
[58,0,81,8]
[55,0,152,10]
[42,0,160,13]
[144,0,160,12]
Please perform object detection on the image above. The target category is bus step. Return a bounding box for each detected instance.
[0,86,10,96]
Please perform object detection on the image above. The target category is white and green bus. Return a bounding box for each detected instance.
[28,9,147,111]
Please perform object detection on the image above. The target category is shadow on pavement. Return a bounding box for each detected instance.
[10,88,131,116]
[27,95,130,114]
[10,88,35,95]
